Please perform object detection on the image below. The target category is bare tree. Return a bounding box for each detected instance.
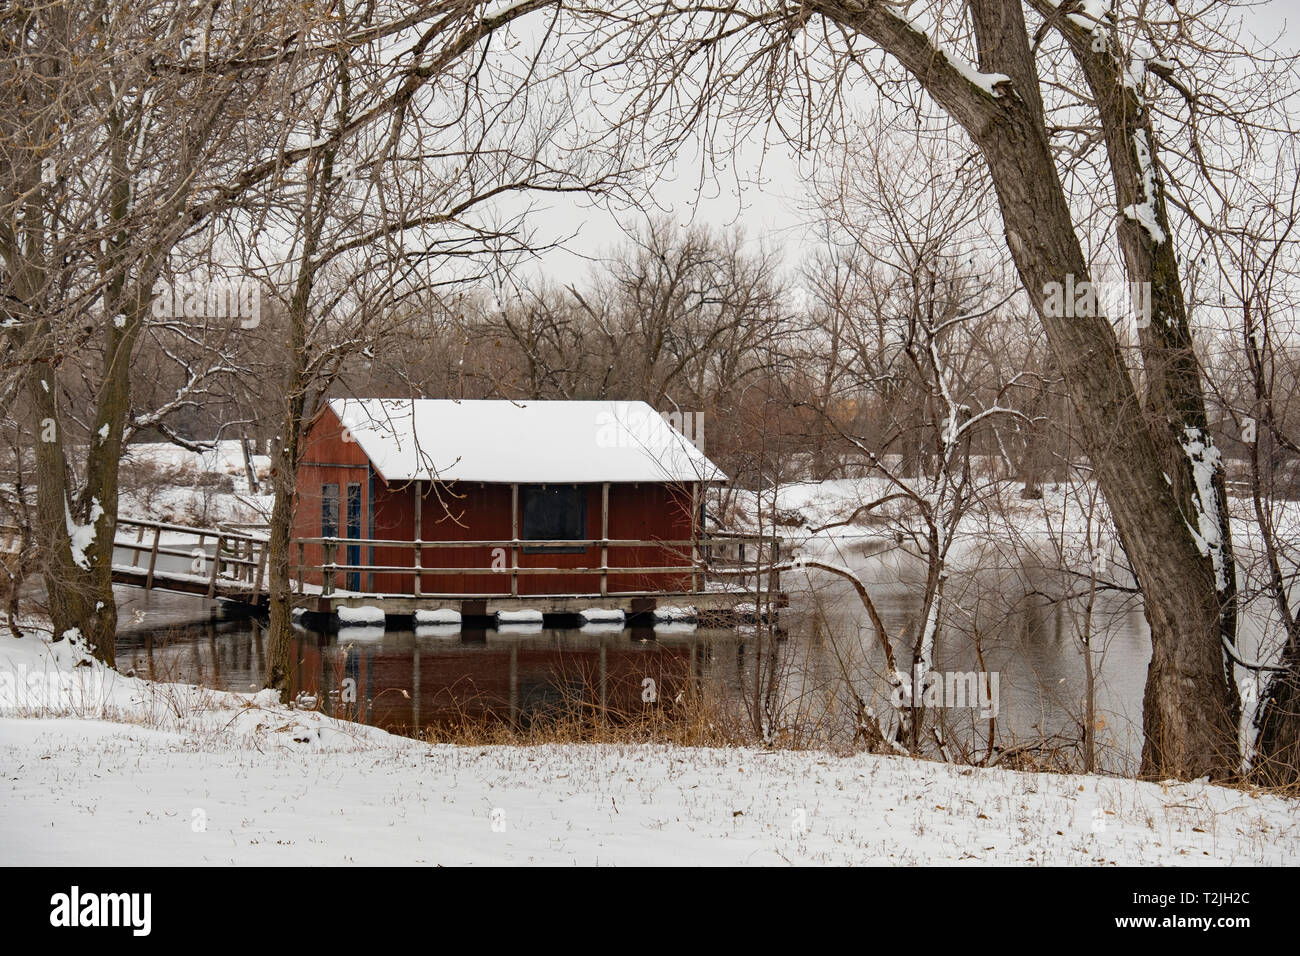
[1,0,303,662]
[791,118,1030,752]
[216,0,621,698]
[1195,134,1300,784]
[556,0,1300,779]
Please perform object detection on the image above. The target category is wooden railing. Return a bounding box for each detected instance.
[3,517,271,601]
[4,517,781,602]
[113,517,270,601]
[291,532,781,598]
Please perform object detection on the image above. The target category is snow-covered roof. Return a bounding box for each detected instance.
[327,399,725,484]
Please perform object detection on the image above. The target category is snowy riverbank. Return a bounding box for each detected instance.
[1,628,1296,866]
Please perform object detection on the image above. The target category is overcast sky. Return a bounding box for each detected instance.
[512,0,1296,289]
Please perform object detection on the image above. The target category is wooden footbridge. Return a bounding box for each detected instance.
[110,517,272,605]
[0,517,275,606]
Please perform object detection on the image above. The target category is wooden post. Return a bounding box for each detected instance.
[413,480,423,598]
[251,541,268,604]
[206,535,223,598]
[510,483,519,598]
[130,523,145,568]
[690,482,700,594]
[323,540,336,596]
[144,525,161,590]
[296,541,305,595]
[600,482,609,597]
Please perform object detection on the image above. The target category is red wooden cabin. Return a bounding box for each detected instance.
[292,399,724,597]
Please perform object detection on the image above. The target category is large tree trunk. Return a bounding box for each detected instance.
[6,117,108,656]
[262,403,304,698]
[262,167,324,700]
[261,303,310,700]
[1027,0,1241,770]
[9,91,166,667]
[969,1,1238,780]
[28,357,101,652]
[810,0,1239,778]
[10,206,114,662]
[72,126,157,668]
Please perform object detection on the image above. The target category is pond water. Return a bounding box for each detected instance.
[104,538,1198,774]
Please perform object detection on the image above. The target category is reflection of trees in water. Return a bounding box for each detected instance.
[778,565,1152,773]
[114,616,266,690]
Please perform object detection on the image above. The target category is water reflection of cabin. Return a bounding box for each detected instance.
[292,630,735,733]
[292,399,775,621]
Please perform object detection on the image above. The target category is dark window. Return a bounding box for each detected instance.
[520,485,586,553]
[321,483,339,538]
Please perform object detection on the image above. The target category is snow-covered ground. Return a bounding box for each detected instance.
[2,628,1296,866]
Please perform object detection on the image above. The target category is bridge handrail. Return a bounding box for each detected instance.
[290,534,779,549]
[9,516,777,604]
[117,515,267,544]
[291,532,781,598]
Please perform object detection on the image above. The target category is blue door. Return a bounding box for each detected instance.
[346,483,362,592]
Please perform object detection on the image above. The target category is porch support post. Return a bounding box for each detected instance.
[511,483,519,597]
[413,480,423,598]
[690,481,700,594]
[601,482,609,597]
